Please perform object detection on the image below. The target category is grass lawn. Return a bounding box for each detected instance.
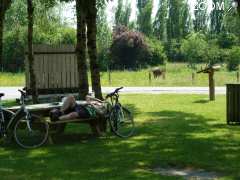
[1,94,240,179]
[0,63,239,87]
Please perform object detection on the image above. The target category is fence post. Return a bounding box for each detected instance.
[237,71,239,83]
[209,70,215,101]
[108,67,111,85]
[149,71,152,84]
[192,72,195,85]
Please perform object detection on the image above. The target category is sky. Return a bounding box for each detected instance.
[61,0,224,28]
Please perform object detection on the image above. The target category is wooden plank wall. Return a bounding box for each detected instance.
[25,45,79,92]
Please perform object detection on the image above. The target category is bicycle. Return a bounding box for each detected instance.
[0,89,49,149]
[104,87,135,138]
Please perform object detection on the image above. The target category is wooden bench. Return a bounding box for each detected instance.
[6,101,107,143]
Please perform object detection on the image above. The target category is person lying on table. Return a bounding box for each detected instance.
[50,95,106,121]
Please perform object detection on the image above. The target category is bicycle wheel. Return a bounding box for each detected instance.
[109,106,134,138]
[14,114,49,149]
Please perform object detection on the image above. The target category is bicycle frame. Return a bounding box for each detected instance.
[0,93,32,137]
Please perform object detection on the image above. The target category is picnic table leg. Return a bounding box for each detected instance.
[99,117,107,133]
[48,135,54,145]
[89,119,102,136]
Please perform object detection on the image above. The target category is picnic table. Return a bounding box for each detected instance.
[6,101,107,142]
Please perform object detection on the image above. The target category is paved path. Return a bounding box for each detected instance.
[0,87,226,100]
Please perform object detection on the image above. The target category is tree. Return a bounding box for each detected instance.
[97,2,112,70]
[75,0,103,100]
[223,11,240,37]
[27,0,38,103]
[0,0,12,69]
[180,1,192,38]
[86,0,103,100]
[115,0,131,27]
[153,0,168,41]
[167,0,184,41]
[110,26,166,69]
[76,0,89,99]
[137,0,153,35]
[193,0,208,32]
[210,0,225,34]
[181,33,208,69]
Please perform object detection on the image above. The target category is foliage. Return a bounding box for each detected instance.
[153,0,168,41]
[226,46,240,71]
[2,26,26,71]
[137,0,153,35]
[167,0,191,40]
[114,0,131,27]
[218,33,239,49]
[145,37,167,66]
[181,33,208,69]
[2,0,76,71]
[110,26,148,69]
[193,0,208,32]
[97,3,112,70]
[165,39,184,62]
[223,10,240,37]
[210,0,225,34]
[205,40,221,66]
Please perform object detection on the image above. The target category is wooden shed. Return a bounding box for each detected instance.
[25,44,80,95]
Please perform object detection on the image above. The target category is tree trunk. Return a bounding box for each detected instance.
[86,0,103,100]
[76,0,89,100]
[0,10,4,70]
[27,0,38,103]
[0,0,12,70]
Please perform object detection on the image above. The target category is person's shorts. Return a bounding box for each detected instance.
[74,105,90,118]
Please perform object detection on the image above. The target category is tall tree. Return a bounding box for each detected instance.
[115,0,131,27]
[97,2,112,70]
[27,0,38,103]
[0,0,12,70]
[153,0,168,41]
[167,0,186,41]
[76,0,89,99]
[137,0,153,35]
[180,0,192,38]
[86,0,103,99]
[194,0,208,32]
[210,0,225,34]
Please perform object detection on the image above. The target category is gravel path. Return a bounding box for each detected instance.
[0,86,226,100]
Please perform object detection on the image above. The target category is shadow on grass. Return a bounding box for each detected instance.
[193,100,210,104]
[1,110,240,179]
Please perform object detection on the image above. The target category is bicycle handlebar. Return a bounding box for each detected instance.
[105,87,124,99]
[18,89,26,98]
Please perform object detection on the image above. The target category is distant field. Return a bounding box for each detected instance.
[0,63,239,87]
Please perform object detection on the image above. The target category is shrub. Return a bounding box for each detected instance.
[165,39,184,62]
[110,26,149,70]
[218,33,238,49]
[110,26,167,70]
[226,47,240,71]
[145,37,167,66]
[181,33,208,70]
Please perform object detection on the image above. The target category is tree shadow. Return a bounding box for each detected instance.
[1,109,240,179]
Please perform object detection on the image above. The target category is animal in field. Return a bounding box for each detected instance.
[151,67,166,79]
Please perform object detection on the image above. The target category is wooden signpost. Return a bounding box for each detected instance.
[197,65,221,101]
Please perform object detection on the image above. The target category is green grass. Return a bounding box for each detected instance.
[100,63,239,87]
[1,94,240,179]
[0,63,239,87]
[0,72,25,86]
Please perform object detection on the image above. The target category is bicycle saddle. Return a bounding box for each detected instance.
[0,93,5,97]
